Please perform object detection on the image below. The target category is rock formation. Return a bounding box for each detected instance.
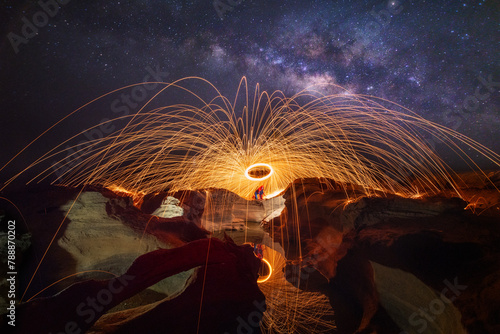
[4,237,264,334]
[267,178,500,333]
[1,172,499,333]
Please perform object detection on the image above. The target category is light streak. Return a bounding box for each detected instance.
[257,258,273,283]
[1,76,499,333]
[9,77,497,202]
[107,184,145,207]
[26,270,118,302]
[245,163,274,181]
[258,246,335,333]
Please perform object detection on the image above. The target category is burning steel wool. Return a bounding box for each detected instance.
[2,77,499,334]
[4,77,498,200]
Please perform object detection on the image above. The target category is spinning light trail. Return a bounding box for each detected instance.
[245,163,274,182]
[258,247,335,333]
[2,77,499,334]
[257,258,273,283]
[5,76,499,200]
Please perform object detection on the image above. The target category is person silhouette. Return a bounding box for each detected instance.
[254,185,264,200]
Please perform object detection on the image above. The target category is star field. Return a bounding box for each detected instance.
[1,0,499,172]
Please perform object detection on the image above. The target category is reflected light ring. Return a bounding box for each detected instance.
[257,258,273,283]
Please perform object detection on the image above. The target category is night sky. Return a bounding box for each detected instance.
[1,0,499,183]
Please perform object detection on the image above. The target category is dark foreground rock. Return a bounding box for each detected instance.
[1,236,265,334]
[268,178,500,333]
[2,176,499,333]
[0,185,266,333]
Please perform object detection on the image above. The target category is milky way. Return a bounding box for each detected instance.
[1,0,499,176]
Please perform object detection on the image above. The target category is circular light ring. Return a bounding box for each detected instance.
[244,163,274,181]
[257,258,273,283]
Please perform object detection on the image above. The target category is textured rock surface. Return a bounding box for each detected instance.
[0,186,208,314]
[144,188,285,232]
[202,189,267,231]
[0,186,268,333]
[142,190,206,227]
[371,261,466,334]
[151,196,184,218]
[2,174,499,333]
[266,177,500,333]
[3,237,264,334]
[0,231,30,313]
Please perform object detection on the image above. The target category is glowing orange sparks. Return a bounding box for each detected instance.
[245,163,274,181]
[257,258,273,283]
